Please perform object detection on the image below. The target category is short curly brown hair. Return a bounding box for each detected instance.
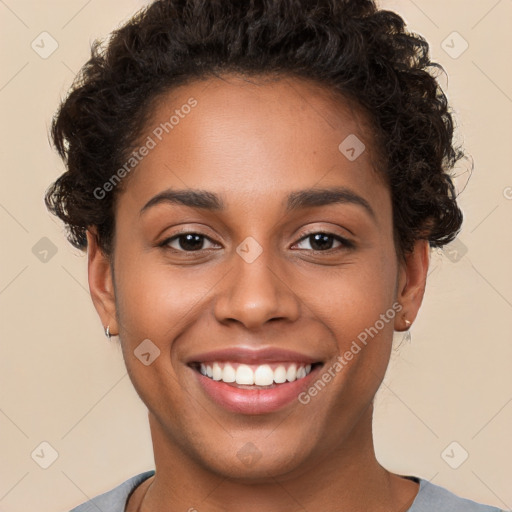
[45,0,464,260]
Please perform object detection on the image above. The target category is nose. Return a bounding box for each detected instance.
[213,247,301,331]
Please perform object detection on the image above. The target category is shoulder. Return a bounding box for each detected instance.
[68,470,156,512]
[407,476,507,512]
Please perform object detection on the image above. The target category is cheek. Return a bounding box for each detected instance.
[310,250,398,390]
[114,254,218,342]
[311,252,397,337]
[112,257,205,419]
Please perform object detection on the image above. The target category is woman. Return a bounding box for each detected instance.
[45,0,506,510]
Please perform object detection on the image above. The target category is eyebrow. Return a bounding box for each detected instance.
[139,186,376,221]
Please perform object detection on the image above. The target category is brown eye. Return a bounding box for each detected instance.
[160,233,218,252]
[294,232,353,252]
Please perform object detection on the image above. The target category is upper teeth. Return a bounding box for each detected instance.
[199,362,312,385]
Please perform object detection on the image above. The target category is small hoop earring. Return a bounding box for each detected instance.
[104,325,111,339]
[404,318,412,328]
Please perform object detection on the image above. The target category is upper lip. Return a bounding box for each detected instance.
[186,347,321,365]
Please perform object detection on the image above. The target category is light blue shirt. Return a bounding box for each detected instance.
[69,470,507,512]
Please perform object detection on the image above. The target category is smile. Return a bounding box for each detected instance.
[198,361,314,386]
[186,347,324,414]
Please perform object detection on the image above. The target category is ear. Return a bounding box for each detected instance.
[394,239,430,332]
[86,227,119,336]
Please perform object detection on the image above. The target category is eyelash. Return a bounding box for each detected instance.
[158,230,355,254]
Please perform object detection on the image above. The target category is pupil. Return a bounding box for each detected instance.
[176,233,334,251]
[180,234,203,251]
[310,233,332,251]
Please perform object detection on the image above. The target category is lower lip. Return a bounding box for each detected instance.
[192,366,320,414]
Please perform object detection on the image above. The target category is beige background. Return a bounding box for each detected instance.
[0,1,511,511]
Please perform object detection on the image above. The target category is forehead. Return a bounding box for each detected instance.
[116,74,389,219]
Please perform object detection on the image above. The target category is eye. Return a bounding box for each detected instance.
[159,232,219,252]
[158,230,353,254]
[293,232,353,252]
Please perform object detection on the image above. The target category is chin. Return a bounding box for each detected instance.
[202,446,314,483]
[185,427,323,482]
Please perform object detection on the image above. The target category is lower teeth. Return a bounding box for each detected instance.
[229,382,276,389]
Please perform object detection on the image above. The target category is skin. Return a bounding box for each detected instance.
[86,74,429,511]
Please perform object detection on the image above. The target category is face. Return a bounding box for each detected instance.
[87,74,428,480]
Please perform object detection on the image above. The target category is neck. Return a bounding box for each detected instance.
[135,404,418,512]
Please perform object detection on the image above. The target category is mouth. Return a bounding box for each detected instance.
[186,348,324,414]
[191,361,319,388]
